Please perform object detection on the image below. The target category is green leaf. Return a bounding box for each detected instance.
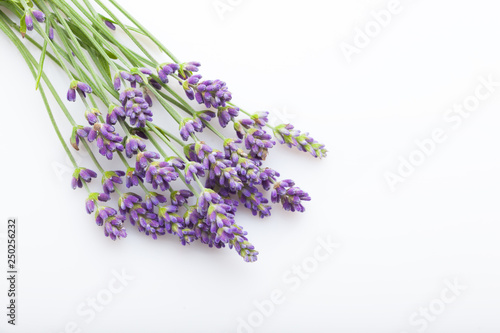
[91,49,111,82]
[104,47,117,60]
[0,1,23,16]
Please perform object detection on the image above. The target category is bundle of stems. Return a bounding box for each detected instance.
[0,0,326,262]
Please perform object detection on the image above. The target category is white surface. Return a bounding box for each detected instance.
[1,0,500,332]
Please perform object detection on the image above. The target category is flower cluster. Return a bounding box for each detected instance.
[119,87,153,127]
[71,167,97,189]
[67,80,92,102]
[94,206,127,240]
[271,179,311,212]
[190,189,259,262]
[77,123,124,159]
[183,77,233,109]
[9,3,326,263]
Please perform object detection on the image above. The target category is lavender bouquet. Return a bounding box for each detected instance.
[0,0,326,262]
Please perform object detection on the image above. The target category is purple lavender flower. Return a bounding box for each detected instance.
[85,108,101,125]
[113,73,121,91]
[148,78,162,90]
[144,91,153,107]
[71,168,97,189]
[273,123,327,158]
[158,205,193,244]
[121,199,162,240]
[32,10,45,23]
[94,206,127,240]
[70,125,90,150]
[170,190,194,206]
[234,120,276,160]
[85,192,110,214]
[217,106,239,128]
[203,151,243,193]
[25,13,33,31]
[237,184,272,218]
[49,26,54,40]
[184,142,213,165]
[250,111,269,128]
[85,123,124,160]
[106,104,126,125]
[120,71,134,83]
[67,80,92,101]
[119,88,153,127]
[157,63,180,83]
[184,162,205,184]
[184,78,233,109]
[196,110,216,122]
[125,167,142,188]
[166,156,186,170]
[179,117,203,141]
[135,151,160,176]
[118,193,142,215]
[102,170,125,194]
[125,135,147,158]
[144,161,179,191]
[67,88,76,102]
[182,189,259,261]
[103,19,116,30]
[144,192,167,210]
[178,61,201,80]
[271,179,311,212]
[258,167,280,191]
[196,189,221,214]
[138,67,153,76]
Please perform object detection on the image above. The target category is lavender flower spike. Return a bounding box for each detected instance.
[271,179,311,212]
[273,123,327,158]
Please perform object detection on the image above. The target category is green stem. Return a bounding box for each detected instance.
[81,140,104,174]
[0,17,79,170]
[93,0,157,64]
[20,0,74,79]
[35,18,49,89]
[107,0,179,63]
[47,1,112,105]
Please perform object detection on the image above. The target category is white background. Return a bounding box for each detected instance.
[1,0,500,332]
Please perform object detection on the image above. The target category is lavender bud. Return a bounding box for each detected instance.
[32,10,45,23]
[104,20,116,30]
[25,14,33,31]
